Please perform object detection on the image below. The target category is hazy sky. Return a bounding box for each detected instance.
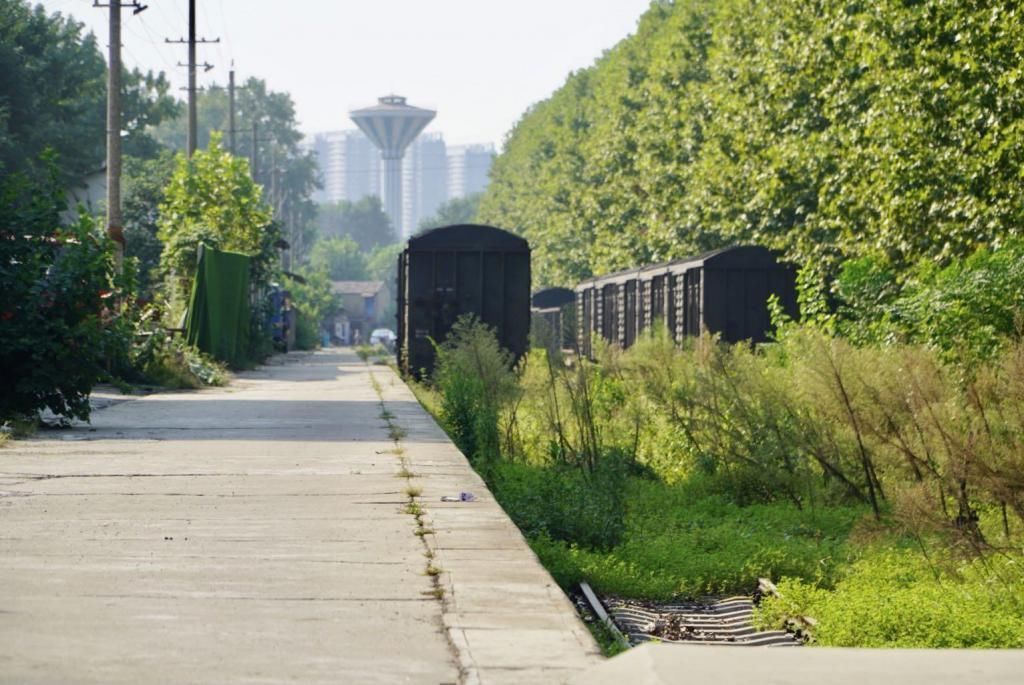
[41,0,653,148]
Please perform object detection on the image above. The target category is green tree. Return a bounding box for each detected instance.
[153,77,318,263]
[480,0,1024,283]
[0,1,178,180]
[157,135,274,307]
[288,268,339,350]
[367,242,403,283]
[417,192,484,233]
[315,196,395,251]
[308,236,369,281]
[122,152,176,297]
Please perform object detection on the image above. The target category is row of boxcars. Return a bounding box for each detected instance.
[572,245,798,358]
[396,224,797,376]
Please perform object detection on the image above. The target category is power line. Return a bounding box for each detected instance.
[131,12,178,74]
[198,0,227,69]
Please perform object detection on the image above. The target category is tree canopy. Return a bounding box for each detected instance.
[417,193,483,234]
[479,0,1024,286]
[152,76,318,263]
[157,135,274,305]
[0,1,178,180]
[315,196,395,252]
[308,236,369,281]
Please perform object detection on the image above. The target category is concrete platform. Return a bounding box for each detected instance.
[567,642,1024,684]
[375,367,601,685]
[0,349,599,684]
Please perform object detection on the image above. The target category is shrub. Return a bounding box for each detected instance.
[157,134,275,312]
[0,163,124,422]
[835,241,1024,365]
[433,315,518,464]
[131,329,229,389]
[294,312,320,351]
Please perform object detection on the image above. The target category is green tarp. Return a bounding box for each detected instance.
[185,244,251,367]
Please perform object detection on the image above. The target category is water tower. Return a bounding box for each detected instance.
[350,95,436,238]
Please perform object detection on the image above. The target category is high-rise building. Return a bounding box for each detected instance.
[305,130,380,205]
[402,133,448,237]
[447,144,495,199]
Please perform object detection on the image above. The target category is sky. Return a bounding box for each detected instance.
[40,0,653,148]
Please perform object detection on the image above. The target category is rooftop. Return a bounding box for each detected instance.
[331,280,387,298]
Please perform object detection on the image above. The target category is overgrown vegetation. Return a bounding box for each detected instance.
[420,313,1024,648]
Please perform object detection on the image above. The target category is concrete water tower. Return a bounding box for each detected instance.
[350,95,436,238]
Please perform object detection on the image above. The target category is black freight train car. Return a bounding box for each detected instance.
[575,245,797,356]
[530,287,576,352]
[396,224,531,378]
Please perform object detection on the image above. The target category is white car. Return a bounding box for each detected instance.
[369,328,396,350]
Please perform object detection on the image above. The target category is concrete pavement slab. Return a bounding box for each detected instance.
[0,349,603,684]
[0,350,459,684]
[568,642,1024,685]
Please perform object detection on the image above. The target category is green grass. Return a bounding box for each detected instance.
[755,550,1024,647]
[498,466,863,599]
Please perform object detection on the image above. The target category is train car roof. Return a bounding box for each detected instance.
[574,265,642,290]
[663,244,783,273]
[574,245,786,290]
[531,287,576,309]
[405,224,529,252]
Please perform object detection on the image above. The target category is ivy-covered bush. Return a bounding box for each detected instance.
[0,162,122,421]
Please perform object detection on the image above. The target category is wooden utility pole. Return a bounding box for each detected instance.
[251,120,259,178]
[166,0,218,158]
[187,0,197,156]
[228,67,236,155]
[106,1,123,263]
[94,0,147,267]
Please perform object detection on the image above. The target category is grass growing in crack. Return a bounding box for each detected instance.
[370,367,445,604]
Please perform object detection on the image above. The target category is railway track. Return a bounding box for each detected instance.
[605,595,799,646]
[577,586,800,648]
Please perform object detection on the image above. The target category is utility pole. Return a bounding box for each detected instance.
[252,120,259,178]
[166,0,219,157]
[228,66,236,155]
[94,0,147,267]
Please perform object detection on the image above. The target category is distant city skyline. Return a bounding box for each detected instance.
[305,128,494,238]
[39,0,652,149]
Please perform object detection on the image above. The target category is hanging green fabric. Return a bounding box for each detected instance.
[184,243,252,367]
